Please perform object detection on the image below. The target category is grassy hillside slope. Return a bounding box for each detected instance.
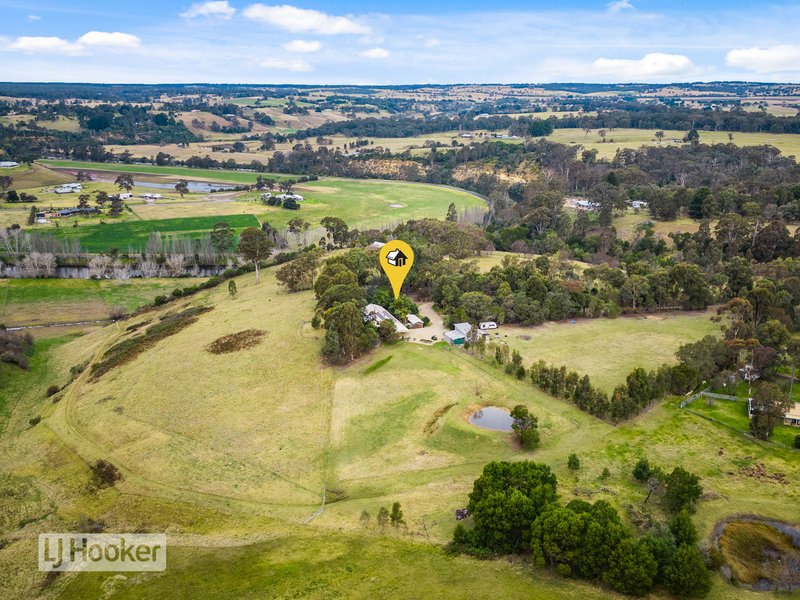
[0,264,797,598]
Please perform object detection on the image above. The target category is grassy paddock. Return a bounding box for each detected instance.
[0,259,797,598]
[132,178,486,231]
[686,395,799,449]
[50,213,259,253]
[540,128,800,159]
[0,278,200,327]
[502,312,719,393]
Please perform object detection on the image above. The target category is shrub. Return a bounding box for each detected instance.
[29,416,41,426]
[89,460,123,489]
[568,453,581,470]
[153,295,168,306]
[206,329,265,354]
[46,385,60,397]
[633,458,652,482]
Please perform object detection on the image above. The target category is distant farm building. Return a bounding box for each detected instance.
[406,314,424,329]
[630,200,649,209]
[54,183,82,194]
[368,241,386,251]
[0,161,19,168]
[39,207,99,218]
[363,303,409,334]
[275,193,304,202]
[139,193,163,201]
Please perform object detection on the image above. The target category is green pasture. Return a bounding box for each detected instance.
[49,213,259,253]
[502,312,720,393]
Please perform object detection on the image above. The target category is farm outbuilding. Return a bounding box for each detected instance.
[407,314,424,329]
[444,330,466,345]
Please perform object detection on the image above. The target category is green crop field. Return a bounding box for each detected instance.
[501,312,720,393]
[0,261,797,598]
[49,213,259,253]
[0,278,200,327]
[38,159,294,183]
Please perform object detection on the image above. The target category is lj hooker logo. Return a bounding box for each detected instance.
[39,533,167,572]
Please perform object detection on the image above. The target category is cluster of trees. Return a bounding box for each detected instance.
[407,252,712,331]
[451,461,711,597]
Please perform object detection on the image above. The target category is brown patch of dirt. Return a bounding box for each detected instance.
[737,462,789,485]
[206,329,266,354]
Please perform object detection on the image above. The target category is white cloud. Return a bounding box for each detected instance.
[77,31,141,48]
[7,36,83,55]
[283,39,321,53]
[360,47,389,59]
[726,44,800,73]
[27,15,41,22]
[259,56,312,71]
[180,1,236,19]
[592,53,695,78]
[243,4,371,35]
[607,0,634,14]
[423,38,441,48]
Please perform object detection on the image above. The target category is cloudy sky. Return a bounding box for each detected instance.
[1,0,800,84]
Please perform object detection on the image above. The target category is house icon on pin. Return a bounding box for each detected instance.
[386,249,408,267]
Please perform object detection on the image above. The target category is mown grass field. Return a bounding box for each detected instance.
[0,278,200,327]
[132,178,485,231]
[502,312,720,393]
[0,264,797,598]
[50,213,259,253]
[0,163,72,190]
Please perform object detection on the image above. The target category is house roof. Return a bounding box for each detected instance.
[453,322,472,335]
[787,402,800,420]
[364,303,409,333]
[444,330,466,340]
[407,314,423,325]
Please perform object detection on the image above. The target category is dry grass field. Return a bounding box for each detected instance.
[501,312,720,393]
[0,261,797,598]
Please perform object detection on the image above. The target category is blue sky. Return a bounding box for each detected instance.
[1,1,800,84]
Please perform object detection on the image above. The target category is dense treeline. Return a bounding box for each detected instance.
[451,461,711,597]
[293,103,800,139]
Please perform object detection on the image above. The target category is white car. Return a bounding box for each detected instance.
[479,321,498,330]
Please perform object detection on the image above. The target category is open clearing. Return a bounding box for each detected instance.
[0,278,199,327]
[131,178,485,231]
[501,312,720,393]
[49,213,260,253]
[0,264,797,598]
[540,128,800,159]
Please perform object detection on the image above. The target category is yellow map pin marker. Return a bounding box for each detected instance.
[379,240,414,300]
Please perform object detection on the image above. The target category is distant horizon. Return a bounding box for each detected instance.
[1,80,798,88]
